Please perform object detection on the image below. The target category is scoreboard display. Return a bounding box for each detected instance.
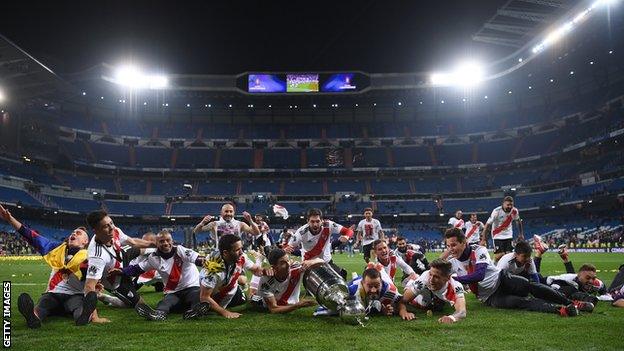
[240,72,370,94]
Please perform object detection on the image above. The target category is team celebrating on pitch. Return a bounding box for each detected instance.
[1,195,623,329]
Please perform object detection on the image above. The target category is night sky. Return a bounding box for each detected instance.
[1,0,508,75]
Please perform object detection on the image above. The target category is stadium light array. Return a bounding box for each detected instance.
[112,65,168,89]
[430,61,484,87]
[531,0,620,54]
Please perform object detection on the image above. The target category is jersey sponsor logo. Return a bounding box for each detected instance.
[88,265,99,275]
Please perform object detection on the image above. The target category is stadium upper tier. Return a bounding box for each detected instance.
[42,101,622,170]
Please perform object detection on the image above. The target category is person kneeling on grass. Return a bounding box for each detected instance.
[184,234,268,319]
[113,230,206,321]
[251,248,323,313]
[401,259,467,324]
[444,227,594,317]
[0,204,105,328]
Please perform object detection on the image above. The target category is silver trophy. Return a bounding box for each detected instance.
[303,263,366,325]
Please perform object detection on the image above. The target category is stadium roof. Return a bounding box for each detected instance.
[0,34,76,102]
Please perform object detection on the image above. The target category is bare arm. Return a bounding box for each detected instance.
[0,204,21,230]
[398,289,416,320]
[516,219,524,241]
[265,296,316,314]
[241,212,260,236]
[124,237,156,249]
[438,296,466,324]
[199,286,239,318]
[480,223,491,245]
[192,215,214,234]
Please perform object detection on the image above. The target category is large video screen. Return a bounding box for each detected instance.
[321,73,357,92]
[287,74,319,93]
[248,74,286,93]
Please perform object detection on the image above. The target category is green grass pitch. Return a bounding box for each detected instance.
[1,252,623,351]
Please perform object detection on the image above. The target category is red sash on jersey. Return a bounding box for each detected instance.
[214,256,244,303]
[466,251,479,295]
[388,255,397,279]
[48,271,64,291]
[492,209,517,237]
[164,254,183,293]
[444,281,457,304]
[140,270,157,280]
[277,267,302,306]
[466,222,481,239]
[454,219,464,228]
[303,222,331,260]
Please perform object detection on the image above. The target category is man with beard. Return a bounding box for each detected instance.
[184,234,267,319]
[445,228,592,317]
[192,203,260,246]
[394,237,429,276]
[0,204,106,327]
[345,266,414,320]
[480,196,524,262]
[254,248,323,313]
[285,208,353,279]
[355,208,384,263]
[117,231,206,320]
[401,259,467,324]
[528,238,604,304]
[372,239,417,287]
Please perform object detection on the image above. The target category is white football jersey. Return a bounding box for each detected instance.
[448,217,465,229]
[357,218,383,246]
[496,252,537,276]
[375,253,415,282]
[214,218,244,239]
[138,245,200,294]
[199,251,255,308]
[257,263,304,306]
[449,245,501,302]
[464,220,483,244]
[86,227,129,290]
[289,220,346,262]
[405,270,465,307]
[486,206,520,240]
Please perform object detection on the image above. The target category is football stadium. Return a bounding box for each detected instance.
[1,1,623,350]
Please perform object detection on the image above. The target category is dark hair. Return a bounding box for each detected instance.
[268,248,287,266]
[372,239,385,250]
[362,268,381,280]
[579,264,596,273]
[218,234,242,253]
[430,259,453,277]
[86,210,108,229]
[503,196,514,203]
[444,227,466,243]
[514,240,532,255]
[363,208,373,214]
[306,208,323,220]
[396,236,406,242]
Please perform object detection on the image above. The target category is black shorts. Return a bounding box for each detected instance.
[362,243,373,260]
[494,239,514,254]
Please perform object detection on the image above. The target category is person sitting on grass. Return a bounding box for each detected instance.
[0,204,106,328]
